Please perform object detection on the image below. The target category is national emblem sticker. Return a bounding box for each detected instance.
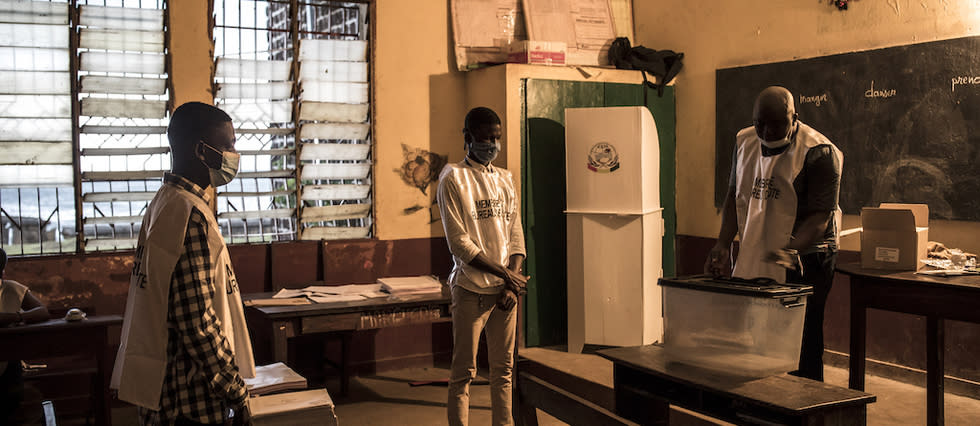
[587,142,620,173]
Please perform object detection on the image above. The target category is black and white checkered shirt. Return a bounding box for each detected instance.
[139,174,246,425]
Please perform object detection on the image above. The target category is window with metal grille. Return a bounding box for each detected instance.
[213,0,372,243]
[78,0,169,252]
[0,0,169,256]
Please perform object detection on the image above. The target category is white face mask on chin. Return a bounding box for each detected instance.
[761,124,796,149]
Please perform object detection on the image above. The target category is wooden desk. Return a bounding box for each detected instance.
[244,291,451,395]
[598,345,876,425]
[0,315,122,426]
[837,262,980,426]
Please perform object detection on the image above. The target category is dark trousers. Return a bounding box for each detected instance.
[786,250,837,382]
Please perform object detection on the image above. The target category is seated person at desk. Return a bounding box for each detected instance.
[0,247,51,424]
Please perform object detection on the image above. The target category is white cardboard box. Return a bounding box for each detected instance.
[861,203,929,271]
[507,40,566,65]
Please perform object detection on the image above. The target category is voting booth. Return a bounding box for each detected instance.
[565,106,664,353]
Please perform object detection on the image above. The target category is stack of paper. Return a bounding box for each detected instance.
[272,283,389,303]
[378,275,444,297]
[250,388,338,426]
[245,362,308,396]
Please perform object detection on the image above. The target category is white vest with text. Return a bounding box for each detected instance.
[110,183,255,409]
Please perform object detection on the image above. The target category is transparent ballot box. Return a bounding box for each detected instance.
[660,276,812,378]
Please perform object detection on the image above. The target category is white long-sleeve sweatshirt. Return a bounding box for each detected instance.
[436,158,526,294]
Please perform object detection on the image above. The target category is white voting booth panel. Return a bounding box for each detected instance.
[565,107,660,214]
[565,106,664,353]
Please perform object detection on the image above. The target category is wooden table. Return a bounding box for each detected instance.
[244,291,451,395]
[0,315,122,426]
[598,345,876,425]
[837,262,980,426]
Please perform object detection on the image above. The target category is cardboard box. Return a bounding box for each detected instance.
[250,388,338,426]
[507,40,566,65]
[860,203,929,270]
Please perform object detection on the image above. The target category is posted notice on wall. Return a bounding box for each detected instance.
[522,0,616,66]
[451,0,526,70]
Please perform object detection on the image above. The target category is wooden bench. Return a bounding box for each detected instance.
[515,347,723,426]
[598,345,877,426]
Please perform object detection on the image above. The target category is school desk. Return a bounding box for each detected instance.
[0,315,122,426]
[837,262,980,426]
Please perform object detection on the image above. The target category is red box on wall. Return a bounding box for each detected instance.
[507,41,566,66]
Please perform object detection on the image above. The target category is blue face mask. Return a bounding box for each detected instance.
[468,141,499,164]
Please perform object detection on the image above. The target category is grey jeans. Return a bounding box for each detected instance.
[447,285,516,426]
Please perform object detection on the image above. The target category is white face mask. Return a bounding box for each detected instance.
[200,142,240,187]
[760,123,796,149]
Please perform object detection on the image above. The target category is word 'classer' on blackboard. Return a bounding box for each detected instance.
[865,80,896,98]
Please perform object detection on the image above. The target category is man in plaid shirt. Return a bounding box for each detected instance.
[112,102,254,425]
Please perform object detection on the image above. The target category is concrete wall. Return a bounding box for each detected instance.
[632,0,980,253]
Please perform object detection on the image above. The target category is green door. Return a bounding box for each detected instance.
[521,79,676,348]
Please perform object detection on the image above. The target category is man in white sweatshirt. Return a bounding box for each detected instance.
[438,107,528,426]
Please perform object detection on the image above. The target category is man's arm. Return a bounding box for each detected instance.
[705,185,738,276]
[19,291,49,324]
[706,146,741,276]
[171,209,246,408]
[0,283,49,325]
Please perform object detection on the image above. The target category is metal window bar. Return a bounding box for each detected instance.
[213,0,373,243]
[293,1,371,240]
[0,0,74,255]
[75,0,170,252]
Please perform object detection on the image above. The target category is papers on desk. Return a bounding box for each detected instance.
[245,362,308,396]
[915,269,980,277]
[244,297,312,307]
[260,277,444,305]
[271,283,388,303]
[378,275,444,297]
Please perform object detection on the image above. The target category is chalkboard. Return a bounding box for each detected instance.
[715,36,980,220]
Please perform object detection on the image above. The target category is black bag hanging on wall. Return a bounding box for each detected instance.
[608,37,684,97]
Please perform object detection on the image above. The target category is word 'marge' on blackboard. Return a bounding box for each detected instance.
[800,93,829,106]
[865,80,896,98]
[951,75,980,91]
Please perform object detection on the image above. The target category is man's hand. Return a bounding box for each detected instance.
[766,248,802,274]
[496,289,517,311]
[502,268,529,296]
[231,400,251,426]
[704,244,732,277]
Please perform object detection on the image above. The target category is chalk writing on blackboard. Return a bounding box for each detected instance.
[864,81,896,98]
[715,36,980,221]
[951,75,980,91]
[800,93,829,107]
